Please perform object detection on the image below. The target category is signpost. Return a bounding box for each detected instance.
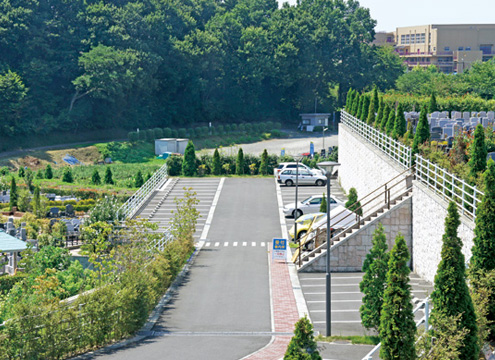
[272,238,287,262]
[310,142,314,157]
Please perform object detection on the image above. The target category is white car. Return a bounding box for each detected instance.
[283,195,345,218]
[274,162,323,177]
[277,169,327,187]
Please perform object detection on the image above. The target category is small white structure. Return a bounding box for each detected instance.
[154,138,189,156]
[299,113,330,132]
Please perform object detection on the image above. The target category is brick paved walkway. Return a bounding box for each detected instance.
[243,258,300,360]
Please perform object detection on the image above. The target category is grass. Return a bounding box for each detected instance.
[315,335,380,345]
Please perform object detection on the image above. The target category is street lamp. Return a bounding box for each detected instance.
[293,155,303,266]
[322,127,328,156]
[317,161,341,337]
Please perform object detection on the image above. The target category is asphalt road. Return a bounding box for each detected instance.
[90,178,280,360]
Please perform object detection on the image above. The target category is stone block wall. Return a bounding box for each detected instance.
[412,182,475,283]
[301,197,412,272]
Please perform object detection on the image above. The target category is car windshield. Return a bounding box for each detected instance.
[295,213,316,223]
[301,197,313,204]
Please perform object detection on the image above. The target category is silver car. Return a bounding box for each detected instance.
[283,195,344,218]
[277,169,327,187]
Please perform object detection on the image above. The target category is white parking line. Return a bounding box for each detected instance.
[200,178,225,241]
[310,309,360,313]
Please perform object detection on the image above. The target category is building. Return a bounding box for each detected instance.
[154,138,189,156]
[298,113,330,132]
[394,24,495,73]
[373,31,396,46]
[0,230,27,275]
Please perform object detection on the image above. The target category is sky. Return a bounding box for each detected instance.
[277,0,495,32]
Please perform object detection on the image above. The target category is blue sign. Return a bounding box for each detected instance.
[281,148,285,157]
[273,238,287,250]
[310,142,314,157]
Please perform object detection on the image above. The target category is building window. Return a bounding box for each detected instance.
[302,119,310,125]
[466,47,471,51]
[444,46,450,51]
[420,33,425,43]
[480,45,493,55]
[401,35,405,44]
[458,47,464,51]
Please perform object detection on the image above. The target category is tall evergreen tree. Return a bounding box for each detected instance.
[367,94,376,125]
[62,167,74,183]
[104,167,114,184]
[32,185,41,217]
[431,201,479,360]
[360,223,389,331]
[345,187,362,216]
[182,140,197,176]
[385,107,395,137]
[468,124,487,179]
[91,169,101,185]
[379,234,416,360]
[380,105,390,131]
[9,177,17,210]
[45,164,53,179]
[134,170,144,187]
[428,93,438,114]
[375,96,384,128]
[212,148,222,175]
[235,148,244,175]
[345,88,353,112]
[412,105,430,157]
[361,95,370,122]
[355,94,363,119]
[319,193,327,213]
[372,86,379,113]
[351,92,360,116]
[405,120,414,142]
[284,316,321,360]
[260,149,268,175]
[392,103,406,139]
[18,167,25,178]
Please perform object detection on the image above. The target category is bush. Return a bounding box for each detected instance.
[178,128,187,138]
[138,130,147,141]
[162,128,172,138]
[166,155,183,176]
[171,129,178,138]
[188,128,196,138]
[128,132,138,142]
[146,129,155,141]
[153,128,163,139]
[0,273,28,294]
[62,167,74,183]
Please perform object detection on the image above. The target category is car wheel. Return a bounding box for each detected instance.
[285,179,294,186]
[297,230,307,240]
[316,179,325,186]
[293,209,303,218]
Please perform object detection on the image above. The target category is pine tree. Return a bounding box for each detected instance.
[367,95,376,125]
[134,170,144,187]
[385,107,395,137]
[212,148,222,175]
[235,148,244,175]
[431,201,479,360]
[345,187,362,216]
[45,164,53,179]
[355,94,363,119]
[361,95,370,122]
[392,103,406,140]
[18,167,25,178]
[284,316,322,360]
[380,105,390,131]
[36,169,44,179]
[351,91,360,116]
[91,169,101,185]
[320,193,327,213]
[104,167,114,184]
[359,223,389,331]
[429,93,438,114]
[373,87,379,113]
[32,185,41,217]
[379,234,416,360]
[62,167,74,183]
[468,124,487,179]
[9,177,17,210]
[182,140,197,176]
[375,97,384,128]
[412,105,430,158]
[345,88,353,112]
[260,149,268,175]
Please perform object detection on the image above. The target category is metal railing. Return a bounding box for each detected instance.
[341,111,412,169]
[362,297,431,360]
[119,163,169,219]
[415,155,483,220]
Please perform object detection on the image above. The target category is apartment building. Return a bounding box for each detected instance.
[392,24,495,73]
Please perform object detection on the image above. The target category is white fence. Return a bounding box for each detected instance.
[341,110,412,169]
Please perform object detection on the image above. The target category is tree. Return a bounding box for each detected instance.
[468,124,487,179]
[380,105,390,131]
[212,148,222,176]
[345,88,354,112]
[429,93,438,113]
[385,107,395,137]
[431,201,479,360]
[284,315,321,360]
[345,187,362,216]
[62,167,73,183]
[18,167,25,178]
[32,185,42,218]
[392,103,406,139]
[104,167,114,185]
[9,177,17,210]
[45,164,53,179]
[320,193,327,213]
[260,149,268,175]
[355,94,363,119]
[375,96,384,128]
[91,169,101,185]
[134,170,144,188]
[182,140,197,176]
[379,234,416,360]
[36,170,44,179]
[24,168,34,192]
[412,105,430,157]
[235,148,244,175]
[372,87,379,113]
[351,92,360,116]
[359,223,389,331]
[451,134,469,165]
[361,95,370,122]
[366,94,376,125]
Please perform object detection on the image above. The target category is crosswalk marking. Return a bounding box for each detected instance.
[205,242,211,247]
[261,242,265,247]
[252,242,256,247]
[201,241,267,248]
[215,242,220,247]
[224,242,229,247]
[243,242,247,246]
[233,242,238,246]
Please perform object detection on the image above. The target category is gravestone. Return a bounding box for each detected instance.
[443,127,454,138]
[471,118,480,126]
[50,207,59,217]
[429,119,438,128]
[438,120,451,127]
[66,204,74,217]
[488,111,495,120]
[487,152,495,162]
[431,132,442,140]
[472,111,478,117]
[463,112,470,120]
[452,111,462,119]
[482,118,490,127]
[431,111,440,119]
[431,126,443,134]
[480,111,487,118]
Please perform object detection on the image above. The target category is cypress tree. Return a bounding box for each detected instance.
[412,105,430,156]
[379,234,416,360]
[375,97,384,128]
[284,316,321,360]
[235,148,244,175]
[361,95,370,122]
[431,201,479,360]
[134,170,144,187]
[36,169,44,179]
[405,120,414,142]
[345,88,353,112]
[385,107,395,137]
[260,149,268,175]
[367,95,376,125]
[104,167,114,184]
[468,124,487,179]
[212,148,222,175]
[359,223,389,331]
[320,193,327,213]
[18,167,25,178]
[429,93,438,114]
[182,140,197,176]
[355,94,363,119]
[62,167,74,183]
[45,164,53,179]
[9,177,17,210]
[32,185,41,217]
[373,86,379,113]
[392,103,406,140]
[380,105,390,131]
[351,91,360,116]
[91,169,101,185]
[345,187,362,216]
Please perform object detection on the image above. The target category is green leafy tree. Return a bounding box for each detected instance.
[379,234,416,360]
[104,167,114,185]
[375,96,384,128]
[260,149,268,175]
[134,170,144,188]
[45,164,53,179]
[345,187,363,216]
[359,223,389,331]
[9,177,17,210]
[320,193,327,213]
[284,315,321,360]
[468,124,487,179]
[429,92,438,113]
[62,167,73,183]
[24,168,34,192]
[236,148,245,175]
[18,167,25,178]
[412,105,430,158]
[212,148,221,176]
[392,103,406,139]
[35,169,44,179]
[385,107,395,137]
[182,140,197,176]
[91,169,101,185]
[0,71,27,136]
[431,202,479,360]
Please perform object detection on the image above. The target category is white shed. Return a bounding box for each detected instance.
[155,138,189,156]
[299,113,330,132]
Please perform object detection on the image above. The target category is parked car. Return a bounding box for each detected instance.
[288,212,326,240]
[283,195,344,218]
[274,162,323,177]
[277,169,327,187]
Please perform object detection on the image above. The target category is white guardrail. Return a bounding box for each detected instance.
[341,110,412,169]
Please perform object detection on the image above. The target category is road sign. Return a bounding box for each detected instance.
[310,142,314,157]
[281,148,285,157]
[272,238,287,261]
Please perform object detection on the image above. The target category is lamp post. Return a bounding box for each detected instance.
[322,127,328,156]
[293,155,303,265]
[317,161,340,337]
